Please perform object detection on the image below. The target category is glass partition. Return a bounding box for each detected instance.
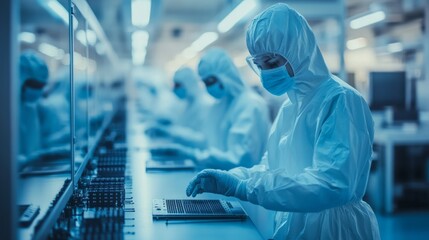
[87,25,102,149]
[87,32,115,148]
[73,4,89,172]
[72,0,122,177]
[18,0,72,238]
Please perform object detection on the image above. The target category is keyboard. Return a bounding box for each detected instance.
[152,199,247,220]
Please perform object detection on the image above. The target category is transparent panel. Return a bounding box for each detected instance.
[87,41,122,150]
[18,0,71,238]
[73,2,121,176]
[87,26,106,149]
[73,5,89,172]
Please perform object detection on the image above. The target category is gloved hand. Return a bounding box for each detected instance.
[186,169,247,200]
[145,126,171,138]
[24,151,43,164]
[156,118,172,126]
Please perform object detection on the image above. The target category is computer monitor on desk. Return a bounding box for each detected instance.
[369,71,418,126]
[369,71,406,111]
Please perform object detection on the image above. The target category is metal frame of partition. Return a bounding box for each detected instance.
[32,183,73,240]
[0,0,19,239]
[69,0,76,190]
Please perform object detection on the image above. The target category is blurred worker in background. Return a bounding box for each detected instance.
[19,51,70,169]
[151,48,271,170]
[39,70,70,149]
[18,51,49,167]
[133,67,179,126]
[145,67,214,147]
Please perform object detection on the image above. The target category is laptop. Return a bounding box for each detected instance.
[152,199,247,220]
[145,159,196,171]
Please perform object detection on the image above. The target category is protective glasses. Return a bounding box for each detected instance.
[22,78,46,90]
[246,53,294,77]
[173,81,183,89]
[202,75,219,87]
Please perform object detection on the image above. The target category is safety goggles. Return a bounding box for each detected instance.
[173,81,183,89]
[22,78,46,90]
[246,53,294,77]
[202,75,219,87]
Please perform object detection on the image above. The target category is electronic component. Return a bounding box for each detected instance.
[19,204,40,227]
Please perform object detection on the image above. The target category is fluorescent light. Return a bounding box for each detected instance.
[87,58,97,73]
[73,52,85,70]
[77,29,98,47]
[19,32,36,43]
[132,50,147,65]
[217,0,257,33]
[181,47,198,60]
[166,59,183,71]
[233,52,249,68]
[38,43,64,58]
[86,29,97,46]
[95,43,106,55]
[132,30,149,50]
[46,0,68,25]
[72,52,96,71]
[175,32,218,62]
[347,37,367,50]
[350,11,386,29]
[387,42,403,53]
[76,30,87,46]
[234,59,247,68]
[131,30,149,65]
[132,0,151,27]
[62,53,70,65]
[190,32,218,52]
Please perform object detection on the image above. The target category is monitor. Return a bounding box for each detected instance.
[369,71,407,111]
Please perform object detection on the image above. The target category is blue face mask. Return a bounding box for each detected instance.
[174,87,186,99]
[260,65,295,96]
[206,82,225,99]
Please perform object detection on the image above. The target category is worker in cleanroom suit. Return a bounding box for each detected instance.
[19,52,70,168]
[145,67,214,146]
[18,51,49,167]
[186,3,380,239]
[172,67,214,131]
[195,48,270,169]
[151,48,271,170]
[38,74,70,149]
